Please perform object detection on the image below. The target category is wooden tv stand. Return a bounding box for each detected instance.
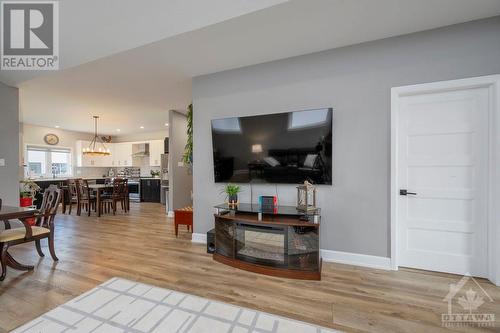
[213,203,321,280]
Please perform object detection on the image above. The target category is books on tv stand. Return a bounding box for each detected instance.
[213,203,321,280]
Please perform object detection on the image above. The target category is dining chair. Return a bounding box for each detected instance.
[122,178,129,212]
[0,185,61,281]
[67,179,81,215]
[101,178,127,215]
[79,179,96,216]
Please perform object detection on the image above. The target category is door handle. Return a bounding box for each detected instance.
[400,189,417,196]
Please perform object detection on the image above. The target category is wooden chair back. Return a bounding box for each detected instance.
[37,185,61,228]
[79,179,93,200]
[122,179,129,198]
[67,179,80,200]
[111,178,126,198]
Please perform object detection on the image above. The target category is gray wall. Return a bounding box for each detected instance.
[0,82,20,206]
[192,17,500,257]
[168,110,193,211]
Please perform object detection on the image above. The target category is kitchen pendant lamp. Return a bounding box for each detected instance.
[82,116,111,156]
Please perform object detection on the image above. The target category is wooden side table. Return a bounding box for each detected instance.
[174,206,193,237]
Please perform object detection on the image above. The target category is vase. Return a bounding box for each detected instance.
[20,197,33,207]
[20,197,36,225]
[228,194,238,204]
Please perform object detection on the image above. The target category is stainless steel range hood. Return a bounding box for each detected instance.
[132,143,149,157]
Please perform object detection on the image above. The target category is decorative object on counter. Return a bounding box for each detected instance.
[43,133,59,145]
[259,195,278,214]
[221,183,241,205]
[82,116,111,156]
[182,103,193,169]
[296,180,317,212]
[150,170,161,178]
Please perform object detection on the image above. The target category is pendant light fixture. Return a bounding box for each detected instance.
[82,116,111,156]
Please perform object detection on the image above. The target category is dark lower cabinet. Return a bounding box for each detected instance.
[140,179,161,203]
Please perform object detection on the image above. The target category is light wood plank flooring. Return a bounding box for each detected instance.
[0,203,498,332]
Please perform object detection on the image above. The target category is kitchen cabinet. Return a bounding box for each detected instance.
[76,140,98,167]
[140,178,161,202]
[113,143,133,167]
[100,144,114,167]
[149,140,163,167]
[75,141,141,168]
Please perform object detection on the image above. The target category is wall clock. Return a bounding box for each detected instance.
[44,133,59,145]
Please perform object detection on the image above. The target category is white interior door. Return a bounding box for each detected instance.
[397,87,489,277]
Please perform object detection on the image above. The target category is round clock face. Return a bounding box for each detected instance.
[44,133,59,145]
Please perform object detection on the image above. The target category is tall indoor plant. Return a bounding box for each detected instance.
[182,103,193,169]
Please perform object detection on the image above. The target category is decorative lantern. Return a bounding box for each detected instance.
[296,181,317,211]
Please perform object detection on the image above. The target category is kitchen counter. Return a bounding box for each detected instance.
[30,177,109,182]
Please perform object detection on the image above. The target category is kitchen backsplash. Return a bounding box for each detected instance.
[134,156,161,177]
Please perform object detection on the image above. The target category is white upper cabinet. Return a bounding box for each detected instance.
[76,140,93,167]
[149,140,163,166]
[113,142,133,167]
[100,143,114,167]
[76,140,158,168]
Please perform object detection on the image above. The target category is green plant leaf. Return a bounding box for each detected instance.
[182,103,193,166]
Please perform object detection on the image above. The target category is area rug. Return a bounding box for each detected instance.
[12,277,339,333]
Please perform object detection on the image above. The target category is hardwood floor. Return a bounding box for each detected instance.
[0,203,498,332]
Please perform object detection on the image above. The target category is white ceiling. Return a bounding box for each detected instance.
[5,0,500,135]
[0,0,289,86]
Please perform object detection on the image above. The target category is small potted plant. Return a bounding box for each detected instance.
[19,180,41,226]
[19,180,41,207]
[221,184,241,205]
[150,170,161,178]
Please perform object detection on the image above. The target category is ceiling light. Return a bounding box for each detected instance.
[140,126,144,129]
[164,123,169,126]
[55,125,60,128]
[82,116,111,157]
[116,128,121,132]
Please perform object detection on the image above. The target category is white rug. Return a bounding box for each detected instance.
[12,277,340,333]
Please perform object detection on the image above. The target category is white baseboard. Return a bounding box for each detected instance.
[191,233,207,244]
[321,249,392,270]
[189,234,391,271]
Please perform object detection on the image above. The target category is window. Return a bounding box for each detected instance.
[26,146,72,178]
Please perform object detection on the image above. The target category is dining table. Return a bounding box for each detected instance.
[88,184,113,217]
[0,205,40,273]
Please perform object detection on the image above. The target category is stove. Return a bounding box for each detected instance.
[127,179,141,202]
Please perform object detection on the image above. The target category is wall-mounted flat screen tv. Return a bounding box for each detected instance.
[211,108,333,184]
